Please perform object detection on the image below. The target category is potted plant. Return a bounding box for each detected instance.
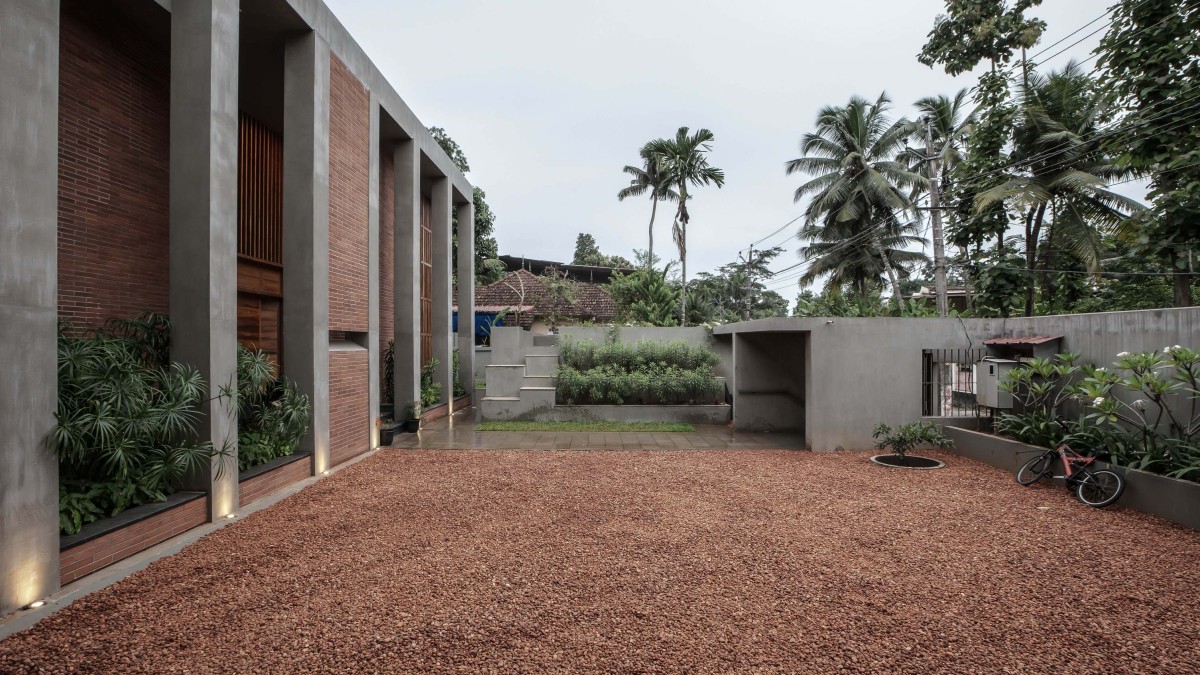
[376,418,394,446]
[871,422,953,468]
[401,399,422,433]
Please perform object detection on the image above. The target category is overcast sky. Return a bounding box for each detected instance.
[325,0,1124,300]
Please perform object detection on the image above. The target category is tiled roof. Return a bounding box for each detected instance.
[461,269,616,327]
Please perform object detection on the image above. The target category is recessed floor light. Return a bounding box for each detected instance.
[225,513,236,519]
[27,600,45,609]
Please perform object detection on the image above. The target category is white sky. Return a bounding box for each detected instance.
[324,0,1133,300]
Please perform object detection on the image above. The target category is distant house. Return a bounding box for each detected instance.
[910,285,971,313]
[455,269,617,338]
[498,254,637,284]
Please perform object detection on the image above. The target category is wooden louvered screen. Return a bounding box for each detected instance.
[237,113,283,265]
[420,196,433,365]
[236,113,285,369]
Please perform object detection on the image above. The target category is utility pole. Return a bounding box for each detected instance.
[924,116,949,318]
[744,246,754,321]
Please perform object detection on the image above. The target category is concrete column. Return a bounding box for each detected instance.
[366,97,380,447]
[0,0,60,616]
[282,31,331,474]
[393,142,422,410]
[169,0,239,519]
[456,199,476,404]
[431,178,454,406]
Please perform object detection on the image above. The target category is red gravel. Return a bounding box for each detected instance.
[3,449,1199,673]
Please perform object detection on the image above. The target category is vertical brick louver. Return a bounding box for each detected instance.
[327,53,371,462]
[57,1,171,327]
[379,149,396,391]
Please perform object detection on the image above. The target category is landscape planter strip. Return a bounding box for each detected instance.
[944,425,1200,531]
[59,492,206,551]
[237,451,311,483]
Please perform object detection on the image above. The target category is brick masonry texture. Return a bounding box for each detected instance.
[239,457,311,508]
[327,54,370,333]
[57,1,170,327]
[330,351,370,466]
[380,149,395,372]
[59,496,207,585]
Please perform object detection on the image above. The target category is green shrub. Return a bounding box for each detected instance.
[421,358,442,408]
[235,346,311,472]
[52,313,218,535]
[555,338,721,405]
[872,422,954,459]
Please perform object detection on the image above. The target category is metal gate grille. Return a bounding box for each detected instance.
[922,348,986,417]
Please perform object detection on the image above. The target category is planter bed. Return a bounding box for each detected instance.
[536,404,731,426]
[238,451,312,508]
[943,425,1200,531]
[59,491,208,585]
[419,394,473,425]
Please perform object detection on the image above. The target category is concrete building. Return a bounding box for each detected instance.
[1,0,475,616]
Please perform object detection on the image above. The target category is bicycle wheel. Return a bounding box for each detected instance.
[1016,453,1054,486]
[1075,469,1124,508]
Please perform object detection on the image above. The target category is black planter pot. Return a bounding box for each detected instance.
[379,426,395,446]
[401,419,421,433]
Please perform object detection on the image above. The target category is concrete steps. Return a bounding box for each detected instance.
[524,354,559,377]
[485,364,526,398]
[523,375,554,389]
[518,386,556,410]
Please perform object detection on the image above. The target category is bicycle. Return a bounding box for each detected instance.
[1014,418,1125,508]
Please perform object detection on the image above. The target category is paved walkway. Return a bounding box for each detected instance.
[390,409,807,450]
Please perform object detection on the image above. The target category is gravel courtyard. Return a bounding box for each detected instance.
[3,449,1199,673]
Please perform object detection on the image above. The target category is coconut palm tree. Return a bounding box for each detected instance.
[976,61,1143,315]
[786,93,928,310]
[617,144,679,268]
[645,127,725,323]
[797,213,929,296]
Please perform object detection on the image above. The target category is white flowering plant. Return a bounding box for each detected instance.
[1071,346,1200,478]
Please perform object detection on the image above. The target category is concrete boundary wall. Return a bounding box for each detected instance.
[715,308,1200,452]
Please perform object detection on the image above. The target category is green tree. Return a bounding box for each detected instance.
[429,126,501,282]
[609,265,681,326]
[1095,0,1200,306]
[919,1,1045,275]
[786,93,928,309]
[976,62,1143,316]
[618,143,680,268]
[572,233,633,268]
[645,127,726,324]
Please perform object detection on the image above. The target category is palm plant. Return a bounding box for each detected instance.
[976,61,1143,315]
[796,215,928,296]
[786,93,928,310]
[645,127,726,323]
[617,143,679,268]
[904,89,976,178]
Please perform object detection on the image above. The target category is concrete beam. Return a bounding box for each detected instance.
[431,178,453,406]
[169,0,240,519]
[367,95,380,447]
[456,200,475,402]
[282,31,331,474]
[393,141,421,408]
[0,0,60,617]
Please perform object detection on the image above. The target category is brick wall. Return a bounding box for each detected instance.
[239,456,312,508]
[329,351,370,466]
[58,1,170,327]
[59,495,207,586]
[380,149,395,362]
[327,54,370,333]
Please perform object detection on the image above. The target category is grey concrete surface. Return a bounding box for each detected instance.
[0,0,61,617]
[169,0,240,516]
[282,30,331,474]
[431,178,453,406]
[733,332,806,434]
[366,94,381,448]
[558,326,712,346]
[473,347,492,385]
[278,0,472,202]
[393,141,422,407]
[456,201,475,403]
